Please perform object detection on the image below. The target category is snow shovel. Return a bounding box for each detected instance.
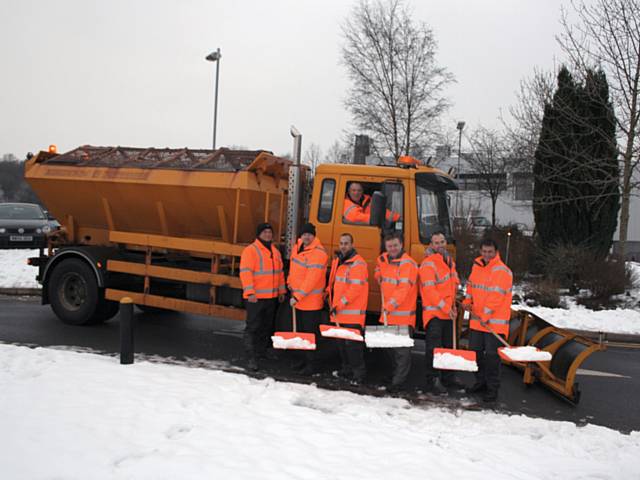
[433,308,478,372]
[472,314,552,363]
[320,292,364,342]
[365,290,414,348]
[272,306,316,350]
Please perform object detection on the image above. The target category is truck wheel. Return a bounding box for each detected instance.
[48,258,101,325]
[92,297,120,324]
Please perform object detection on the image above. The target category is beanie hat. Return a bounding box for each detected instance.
[256,222,273,236]
[300,222,316,236]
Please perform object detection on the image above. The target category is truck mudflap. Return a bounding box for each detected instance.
[503,309,605,404]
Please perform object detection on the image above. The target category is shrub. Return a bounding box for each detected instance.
[524,278,562,308]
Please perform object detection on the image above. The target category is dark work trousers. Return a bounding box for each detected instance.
[244,298,277,360]
[295,308,322,368]
[424,317,455,383]
[469,330,503,392]
[387,347,412,387]
[336,323,366,381]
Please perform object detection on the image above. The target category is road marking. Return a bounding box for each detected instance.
[576,368,630,379]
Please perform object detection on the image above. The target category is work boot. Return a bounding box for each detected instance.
[386,383,404,394]
[465,382,487,395]
[425,377,447,395]
[482,389,498,403]
[336,368,353,380]
[247,357,259,372]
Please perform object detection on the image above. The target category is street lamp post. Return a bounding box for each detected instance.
[205,48,221,150]
[456,121,465,216]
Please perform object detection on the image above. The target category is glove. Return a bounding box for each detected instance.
[330,307,337,317]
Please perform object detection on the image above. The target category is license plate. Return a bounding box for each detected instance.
[10,235,33,241]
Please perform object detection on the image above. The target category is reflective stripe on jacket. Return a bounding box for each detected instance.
[343,194,401,224]
[327,252,369,326]
[374,252,418,326]
[239,240,286,299]
[419,250,460,327]
[463,253,512,336]
[288,237,329,311]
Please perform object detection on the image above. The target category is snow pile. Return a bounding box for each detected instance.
[0,248,40,289]
[364,330,414,348]
[514,301,640,335]
[320,326,364,341]
[271,335,316,350]
[433,352,478,372]
[500,346,552,362]
[1,344,638,480]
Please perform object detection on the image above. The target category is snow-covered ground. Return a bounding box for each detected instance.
[0,344,637,480]
[0,248,40,288]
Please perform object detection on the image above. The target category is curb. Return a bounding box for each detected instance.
[0,288,41,296]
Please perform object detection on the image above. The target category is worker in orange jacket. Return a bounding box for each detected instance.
[419,231,463,395]
[288,222,329,375]
[462,238,513,403]
[239,222,286,371]
[375,231,418,393]
[326,233,369,384]
[343,182,401,225]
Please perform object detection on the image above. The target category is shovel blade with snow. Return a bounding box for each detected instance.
[433,348,478,372]
[432,310,478,371]
[364,325,414,348]
[272,306,317,350]
[498,346,552,363]
[319,324,363,342]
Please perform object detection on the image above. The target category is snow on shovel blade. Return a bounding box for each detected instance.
[271,332,316,350]
[364,327,414,348]
[319,324,363,342]
[498,346,552,362]
[433,349,478,372]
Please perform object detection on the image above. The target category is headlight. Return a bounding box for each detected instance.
[36,228,42,234]
[0,228,5,233]
[42,225,51,233]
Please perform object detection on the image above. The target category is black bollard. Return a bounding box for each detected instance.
[119,297,134,365]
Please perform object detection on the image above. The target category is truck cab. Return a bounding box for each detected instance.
[309,161,457,313]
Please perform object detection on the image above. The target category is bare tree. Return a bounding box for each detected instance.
[324,140,351,164]
[341,0,453,161]
[304,143,322,174]
[463,127,512,227]
[558,0,640,255]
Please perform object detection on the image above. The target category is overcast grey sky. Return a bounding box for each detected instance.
[1,0,566,159]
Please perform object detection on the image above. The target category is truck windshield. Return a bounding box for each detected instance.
[416,184,452,244]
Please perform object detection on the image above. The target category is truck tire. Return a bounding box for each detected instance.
[93,297,120,324]
[48,258,102,325]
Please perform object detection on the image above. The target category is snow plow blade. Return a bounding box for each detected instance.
[505,309,605,404]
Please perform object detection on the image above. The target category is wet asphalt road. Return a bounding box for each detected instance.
[1,295,638,433]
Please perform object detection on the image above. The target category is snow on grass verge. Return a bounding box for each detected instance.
[0,248,40,289]
[0,344,637,480]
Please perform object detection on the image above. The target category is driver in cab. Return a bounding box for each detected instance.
[342,182,401,225]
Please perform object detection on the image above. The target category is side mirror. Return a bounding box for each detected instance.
[370,191,386,227]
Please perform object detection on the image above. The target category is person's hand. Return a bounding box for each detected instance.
[248,294,258,304]
[461,303,471,312]
[290,297,298,307]
[449,307,457,320]
[278,294,285,303]
[330,307,337,317]
[323,291,329,301]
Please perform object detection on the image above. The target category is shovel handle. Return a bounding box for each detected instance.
[380,288,388,327]
[292,306,297,333]
[471,314,510,348]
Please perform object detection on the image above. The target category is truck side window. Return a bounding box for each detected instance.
[318,179,336,223]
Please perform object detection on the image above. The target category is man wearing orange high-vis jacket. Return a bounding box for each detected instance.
[288,223,329,375]
[375,231,418,393]
[326,233,369,384]
[462,238,513,403]
[343,182,401,224]
[240,223,286,371]
[419,231,463,395]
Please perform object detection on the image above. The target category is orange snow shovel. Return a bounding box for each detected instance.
[320,291,364,342]
[433,307,477,371]
[471,314,552,363]
[272,305,316,350]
